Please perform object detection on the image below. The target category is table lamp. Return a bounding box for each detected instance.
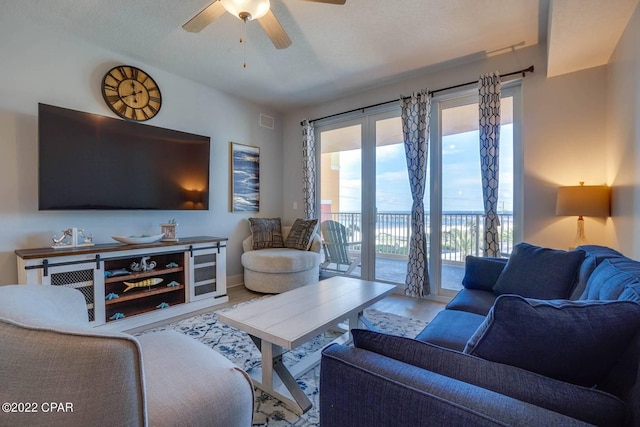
[556,182,610,249]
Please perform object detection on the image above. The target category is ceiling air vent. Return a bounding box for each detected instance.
[259,114,275,130]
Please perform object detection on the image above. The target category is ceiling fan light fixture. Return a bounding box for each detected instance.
[221,0,270,21]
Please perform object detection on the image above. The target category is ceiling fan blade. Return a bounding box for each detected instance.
[301,0,346,4]
[182,1,226,33]
[257,10,292,50]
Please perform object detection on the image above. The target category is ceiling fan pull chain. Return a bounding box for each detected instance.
[240,18,247,68]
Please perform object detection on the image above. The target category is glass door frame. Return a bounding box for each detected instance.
[365,108,405,282]
[314,104,402,283]
[428,83,523,300]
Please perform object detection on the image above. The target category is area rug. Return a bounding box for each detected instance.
[140,302,427,426]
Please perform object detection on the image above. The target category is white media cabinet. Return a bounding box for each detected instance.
[15,236,228,331]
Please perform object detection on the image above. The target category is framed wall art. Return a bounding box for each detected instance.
[230,142,260,212]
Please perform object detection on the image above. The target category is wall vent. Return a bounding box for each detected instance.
[259,114,275,130]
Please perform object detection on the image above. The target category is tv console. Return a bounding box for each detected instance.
[15,236,227,331]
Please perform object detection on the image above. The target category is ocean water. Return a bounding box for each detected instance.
[232,145,260,211]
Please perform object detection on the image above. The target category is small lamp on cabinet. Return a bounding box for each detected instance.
[556,182,610,249]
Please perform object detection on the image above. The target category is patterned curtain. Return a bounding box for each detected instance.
[478,72,501,257]
[401,90,431,298]
[302,119,316,219]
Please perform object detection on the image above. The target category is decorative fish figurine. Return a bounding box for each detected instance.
[167,281,180,287]
[166,262,179,268]
[109,313,125,320]
[156,302,170,309]
[123,277,163,293]
[105,292,119,300]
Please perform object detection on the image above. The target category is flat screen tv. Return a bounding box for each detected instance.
[38,103,210,210]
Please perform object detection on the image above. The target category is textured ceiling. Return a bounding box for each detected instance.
[1,0,636,111]
[547,0,639,77]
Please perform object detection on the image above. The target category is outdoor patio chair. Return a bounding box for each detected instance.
[320,220,361,275]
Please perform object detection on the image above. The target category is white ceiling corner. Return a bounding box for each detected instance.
[547,0,639,77]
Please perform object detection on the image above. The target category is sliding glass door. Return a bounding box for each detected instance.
[318,109,410,284]
[431,87,521,298]
[318,120,364,279]
[316,85,521,299]
[373,113,416,283]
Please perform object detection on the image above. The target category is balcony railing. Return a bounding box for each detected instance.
[320,211,514,263]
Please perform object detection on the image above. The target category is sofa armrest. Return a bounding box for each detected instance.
[350,330,626,426]
[0,284,89,327]
[0,319,146,426]
[320,344,594,427]
[242,235,254,253]
[308,233,322,253]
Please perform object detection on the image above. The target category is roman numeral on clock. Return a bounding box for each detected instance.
[103,83,118,93]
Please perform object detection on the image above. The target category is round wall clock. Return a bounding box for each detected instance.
[101,65,162,121]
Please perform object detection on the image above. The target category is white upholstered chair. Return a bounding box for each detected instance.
[0,284,254,427]
[241,226,321,293]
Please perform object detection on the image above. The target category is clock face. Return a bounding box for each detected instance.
[101,65,162,121]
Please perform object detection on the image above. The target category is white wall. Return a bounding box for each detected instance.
[282,44,612,251]
[0,13,283,285]
[522,64,609,248]
[607,2,640,258]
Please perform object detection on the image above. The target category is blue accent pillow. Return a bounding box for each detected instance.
[461,256,507,291]
[493,242,585,299]
[463,295,640,387]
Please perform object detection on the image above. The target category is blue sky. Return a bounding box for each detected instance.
[338,124,514,213]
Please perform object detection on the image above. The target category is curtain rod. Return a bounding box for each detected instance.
[301,65,534,126]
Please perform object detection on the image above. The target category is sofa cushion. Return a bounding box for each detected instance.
[572,245,625,299]
[464,294,640,387]
[581,257,640,301]
[284,218,318,251]
[241,248,319,274]
[493,242,584,299]
[352,329,627,426]
[415,309,486,351]
[446,289,497,316]
[249,218,284,250]
[461,256,507,292]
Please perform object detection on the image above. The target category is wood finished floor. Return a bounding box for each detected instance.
[127,283,445,334]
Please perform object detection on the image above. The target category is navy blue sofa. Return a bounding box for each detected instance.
[320,244,640,426]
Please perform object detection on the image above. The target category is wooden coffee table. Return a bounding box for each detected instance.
[217,276,396,414]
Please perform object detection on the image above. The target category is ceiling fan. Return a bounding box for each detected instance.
[182,0,346,49]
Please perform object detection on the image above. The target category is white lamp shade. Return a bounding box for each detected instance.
[556,185,610,217]
[221,0,270,20]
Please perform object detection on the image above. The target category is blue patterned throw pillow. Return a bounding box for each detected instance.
[464,294,640,387]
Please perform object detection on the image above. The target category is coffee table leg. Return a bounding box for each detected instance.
[349,312,359,331]
[249,335,313,415]
[273,353,313,413]
[358,310,377,330]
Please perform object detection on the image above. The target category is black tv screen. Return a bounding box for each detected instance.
[38,103,210,210]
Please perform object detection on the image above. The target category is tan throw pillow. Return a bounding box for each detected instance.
[284,218,318,251]
[249,218,284,250]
